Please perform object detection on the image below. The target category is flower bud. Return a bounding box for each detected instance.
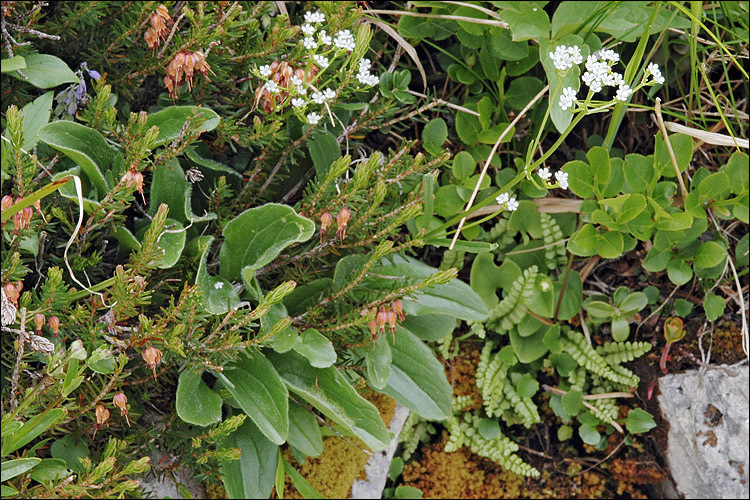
[336,206,351,240]
[93,404,110,438]
[4,283,19,306]
[133,172,145,203]
[113,392,130,426]
[376,307,388,334]
[69,339,87,360]
[392,299,405,321]
[49,315,60,337]
[142,345,163,380]
[1,194,13,212]
[387,309,397,333]
[34,312,45,331]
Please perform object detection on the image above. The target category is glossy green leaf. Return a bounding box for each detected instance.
[500,2,550,41]
[1,458,41,482]
[29,458,69,484]
[8,54,78,88]
[20,91,53,150]
[176,367,223,426]
[381,326,451,420]
[619,292,648,313]
[667,258,693,286]
[293,329,336,368]
[567,223,597,256]
[422,118,447,156]
[195,236,240,315]
[561,390,582,416]
[268,350,390,452]
[39,121,112,196]
[510,324,549,363]
[452,151,476,180]
[697,172,731,202]
[400,313,457,341]
[222,351,289,445]
[220,419,278,499]
[50,435,89,474]
[597,230,623,259]
[373,255,488,321]
[1,409,66,456]
[703,292,726,322]
[563,160,595,199]
[1,55,26,73]
[694,241,727,269]
[655,133,693,177]
[149,157,215,224]
[623,153,654,193]
[145,106,220,147]
[220,204,315,281]
[625,408,656,433]
[366,334,392,390]
[287,404,324,458]
[308,130,340,176]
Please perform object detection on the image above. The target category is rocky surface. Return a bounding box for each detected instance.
[351,404,411,499]
[658,363,749,499]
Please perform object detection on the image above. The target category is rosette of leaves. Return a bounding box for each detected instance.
[583,286,648,341]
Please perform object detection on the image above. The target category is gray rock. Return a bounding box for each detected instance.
[138,451,205,499]
[351,404,411,499]
[658,364,749,499]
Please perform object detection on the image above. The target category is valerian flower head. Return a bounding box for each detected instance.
[537,167,552,180]
[307,112,322,125]
[259,64,272,78]
[559,86,577,111]
[555,171,569,190]
[615,84,632,102]
[303,36,317,50]
[301,23,316,36]
[549,45,582,71]
[333,30,355,51]
[304,11,325,24]
[647,62,665,84]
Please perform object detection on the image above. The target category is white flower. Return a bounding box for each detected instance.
[568,45,583,65]
[258,64,272,78]
[496,192,509,205]
[292,97,306,108]
[334,30,355,51]
[303,36,317,50]
[264,81,279,93]
[550,45,574,71]
[296,85,307,95]
[555,171,569,190]
[214,282,224,289]
[537,167,552,180]
[319,30,332,45]
[598,49,619,62]
[615,84,632,101]
[301,23,316,36]
[305,11,325,24]
[313,54,330,68]
[323,88,336,100]
[559,86,577,111]
[311,91,326,104]
[647,62,665,84]
[506,197,519,211]
[290,76,303,86]
[307,112,322,125]
[357,73,379,86]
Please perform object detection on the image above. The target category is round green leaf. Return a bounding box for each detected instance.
[703,292,726,322]
[176,368,223,426]
[694,241,727,269]
[292,329,336,368]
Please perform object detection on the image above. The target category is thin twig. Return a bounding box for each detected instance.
[654,98,689,199]
[449,85,549,249]
[10,308,28,412]
[364,9,508,29]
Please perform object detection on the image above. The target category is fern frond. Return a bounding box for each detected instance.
[487,266,538,332]
[502,383,541,429]
[540,212,567,270]
[596,340,652,364]
[560,329,634,386]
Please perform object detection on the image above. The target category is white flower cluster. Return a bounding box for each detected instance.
[581,51,625,93]
[334,29,355,51]
[304,11,325,24]
[549,45,583,71]
[537,168,569,190]
[496,192,519,211]
[357,58,379,86]
[253,11,380,126]
[647,62,665,84]
[559,86,577,111]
